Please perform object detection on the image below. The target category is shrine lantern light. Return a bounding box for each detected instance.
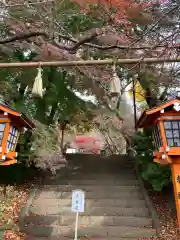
[0,102,35,166]
[136,96,180,229]
[136,97,180,159]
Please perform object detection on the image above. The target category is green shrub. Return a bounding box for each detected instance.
[18,120,66,174]
[134,130,171,191]
[0,163,38,185]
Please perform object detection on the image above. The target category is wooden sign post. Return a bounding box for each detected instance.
[71,189,85,240]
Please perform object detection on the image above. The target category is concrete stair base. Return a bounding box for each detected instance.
[23,225,156,238]
[26,238,142,240]
[24,215,152,228]
[31,198,147,208]
[29,206,149,217]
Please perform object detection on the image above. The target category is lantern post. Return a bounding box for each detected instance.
[136,97,180,228]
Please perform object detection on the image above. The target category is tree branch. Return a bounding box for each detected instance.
[72,32,100,50]
[1,31,180,53]
[54,32,99,52]
[55,33,180,51]
[3,0,54,7]
[0,32,48,44]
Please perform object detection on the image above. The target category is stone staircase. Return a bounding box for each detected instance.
[21,154,158,239]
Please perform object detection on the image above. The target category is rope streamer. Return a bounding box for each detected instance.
[109,64,121,96]
[32,66,43,98]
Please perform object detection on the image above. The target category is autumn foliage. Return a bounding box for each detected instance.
[72,0,168,24]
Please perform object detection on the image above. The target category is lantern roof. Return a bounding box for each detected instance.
[136,97,180,128]
[0,102,35,129]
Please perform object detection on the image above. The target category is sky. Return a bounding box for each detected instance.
[74,91,97,104]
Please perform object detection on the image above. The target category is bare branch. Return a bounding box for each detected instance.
[71,32,100,50]
[2,0,54,7]
[0,32,48,44]
[2,31,180,52]
[54,32,100,52]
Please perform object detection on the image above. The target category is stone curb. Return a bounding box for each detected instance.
[136,169,161,237]
[0,223,13,239]
[0,228,4,239]
[0,212,18,238]
[132,156,161,238]
[19,184,38,231]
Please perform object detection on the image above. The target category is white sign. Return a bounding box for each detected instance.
[71,189,85,213]
[66,148,77,154]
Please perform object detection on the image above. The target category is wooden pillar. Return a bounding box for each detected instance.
[171,163,180,228]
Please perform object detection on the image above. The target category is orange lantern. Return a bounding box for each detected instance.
[0,103,35,166]
[136,96,180,228]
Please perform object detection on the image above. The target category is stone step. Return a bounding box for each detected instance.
[29,206,149,217]
[65,163,134,168]
[24,215,152,228]
[23,225,156,238]
[26,237,142,240]
[49,179,139,185]
[32,198,147,208]
[53,173,137,181]
[35,190,144,200]
[64,168,135,173]
[39,185,140,192]
[55,170,135,177]
[59,166,135,172]
[65,160,134,166]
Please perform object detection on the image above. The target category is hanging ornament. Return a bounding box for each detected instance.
[32,65,43,98]
[128,79,146,103]
[109,64,121,96]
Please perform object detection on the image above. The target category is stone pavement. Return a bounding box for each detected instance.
[20,154,158,239]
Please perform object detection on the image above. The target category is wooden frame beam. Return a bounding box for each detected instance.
[1,57,180,68]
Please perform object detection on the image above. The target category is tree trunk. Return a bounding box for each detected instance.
[47,101,59,124]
